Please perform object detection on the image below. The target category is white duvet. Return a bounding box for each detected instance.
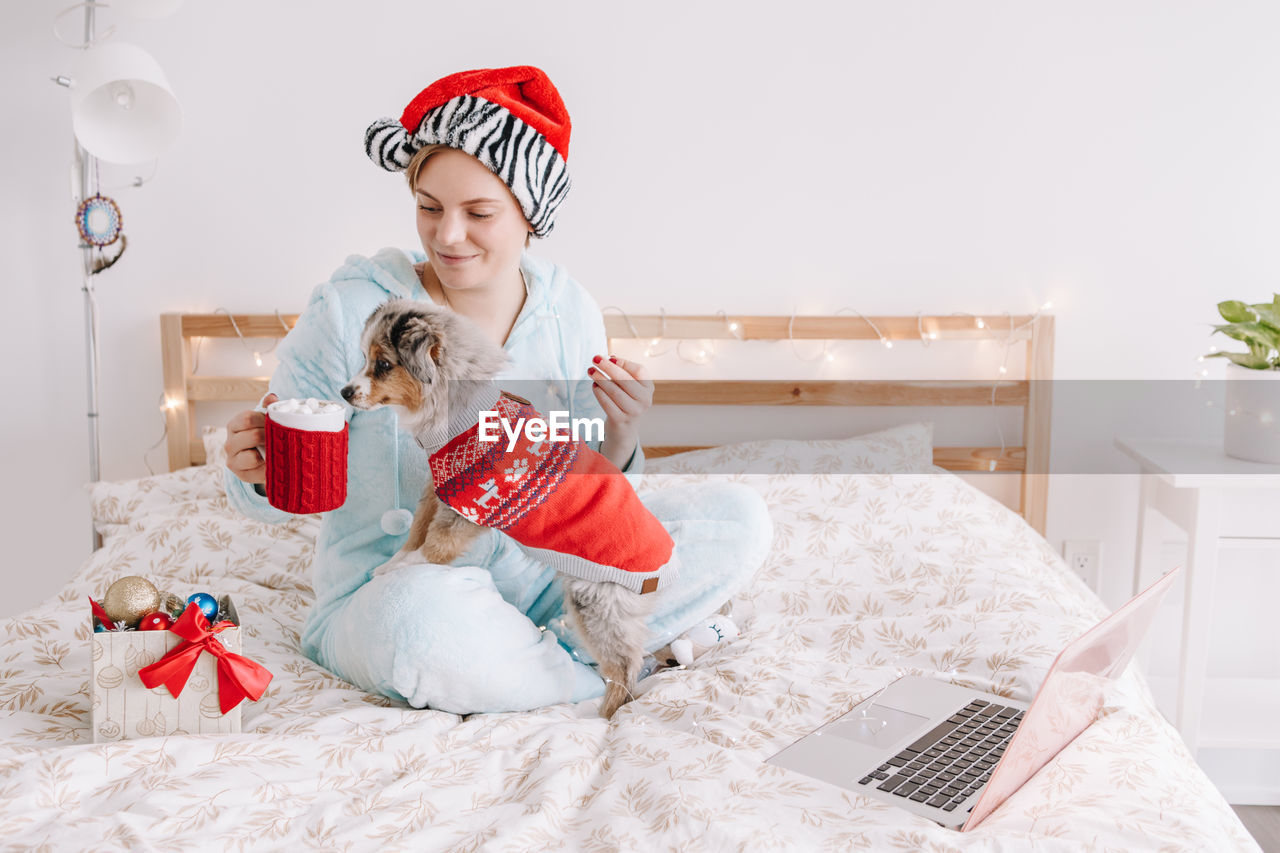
[0,426,1258,851]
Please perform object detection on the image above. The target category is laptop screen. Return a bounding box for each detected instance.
[965,568,1180,829]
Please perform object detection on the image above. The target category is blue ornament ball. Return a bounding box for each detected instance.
[187,592,218,621]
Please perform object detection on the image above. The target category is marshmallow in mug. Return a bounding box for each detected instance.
[266,397,345,431]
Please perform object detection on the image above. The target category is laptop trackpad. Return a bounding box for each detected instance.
[826,704,931,749]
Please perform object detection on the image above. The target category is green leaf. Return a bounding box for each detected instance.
[1224,351,1274,369]
[1202,350,1275,368]
[1218,300,1255,323]
[1250,302,1280,331]
[1210,322,1280,351]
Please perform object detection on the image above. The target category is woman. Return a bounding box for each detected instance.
[223,66,773,715]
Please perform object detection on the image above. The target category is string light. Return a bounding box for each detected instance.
[940,307,1055,470]
[602,677,638,705]
[785,307,892,363]
[676,338,715,365]
[154,310,289,473]
[608,305,936,366]
[916,313,938,347]
[143,392,172,475]
[215,308,291,371]
[601,302,1054,468]
[786,308,833,362]
[603,306,673,358]
[717,311,745,342]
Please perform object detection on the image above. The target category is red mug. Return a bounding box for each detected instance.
[263,399,348,514]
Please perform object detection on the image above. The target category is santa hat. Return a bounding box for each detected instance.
[365,66,572,237]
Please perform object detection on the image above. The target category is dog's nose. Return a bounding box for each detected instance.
[340,385,355,401]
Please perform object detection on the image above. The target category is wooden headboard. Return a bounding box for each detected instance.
[161,312,1053,534]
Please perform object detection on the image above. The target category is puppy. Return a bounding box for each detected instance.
[341,298,675,719]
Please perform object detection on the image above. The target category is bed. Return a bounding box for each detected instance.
[0,313,1259,850]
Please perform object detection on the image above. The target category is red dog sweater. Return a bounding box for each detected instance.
[425,390,677,594]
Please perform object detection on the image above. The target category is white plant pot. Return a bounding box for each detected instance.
[1224,361,1280,464]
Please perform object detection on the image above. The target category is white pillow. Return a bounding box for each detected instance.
[643,422,934,476]
[203,425,229,470]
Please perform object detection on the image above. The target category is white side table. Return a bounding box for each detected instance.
[1115,437,1280,756]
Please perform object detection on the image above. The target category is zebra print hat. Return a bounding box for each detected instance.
[365,66,572,237]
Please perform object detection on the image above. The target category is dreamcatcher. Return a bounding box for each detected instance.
[75,191,127,273]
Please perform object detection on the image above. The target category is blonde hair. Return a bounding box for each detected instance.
[405,144,533,246]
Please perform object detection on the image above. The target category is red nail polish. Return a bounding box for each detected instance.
[592,382,599,389]
[609,356,618,364]
[587,366,596,375]
[592,355,602,364]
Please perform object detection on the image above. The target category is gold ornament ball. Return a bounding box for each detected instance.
[102,576,160,626]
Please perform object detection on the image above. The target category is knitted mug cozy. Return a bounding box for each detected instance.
[264,415,349,514]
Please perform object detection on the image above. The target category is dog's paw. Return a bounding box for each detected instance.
[371,553,411,578]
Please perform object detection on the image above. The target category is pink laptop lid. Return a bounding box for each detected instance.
[964,567,1181,830]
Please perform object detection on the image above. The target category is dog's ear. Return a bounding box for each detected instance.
[433,311,510,381]
[391,312,444,384]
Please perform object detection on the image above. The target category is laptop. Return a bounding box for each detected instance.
[765,567,1180,830]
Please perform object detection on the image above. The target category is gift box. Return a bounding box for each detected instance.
[90,596,266,742]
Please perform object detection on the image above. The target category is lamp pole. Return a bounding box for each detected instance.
[58,0,180,551]
[80,143,102,550]
[76,1,104,551]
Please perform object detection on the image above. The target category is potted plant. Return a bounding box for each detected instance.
[1205,295,1280,463]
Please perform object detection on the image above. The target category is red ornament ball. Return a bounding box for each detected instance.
[137,611,173,631]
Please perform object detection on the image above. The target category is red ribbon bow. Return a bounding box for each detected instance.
[137,602,273,714]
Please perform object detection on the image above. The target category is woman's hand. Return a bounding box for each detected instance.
[588,355,653,469]
[224,393,277,484]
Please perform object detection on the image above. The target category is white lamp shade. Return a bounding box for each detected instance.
[112,0,186,18]
[70,42,181,164]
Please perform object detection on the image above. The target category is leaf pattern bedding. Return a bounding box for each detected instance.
[0,426,1257,851]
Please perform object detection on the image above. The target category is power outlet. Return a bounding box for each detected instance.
[1063,540,1102,592]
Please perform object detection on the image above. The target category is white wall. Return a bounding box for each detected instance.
[3,1,1276,685]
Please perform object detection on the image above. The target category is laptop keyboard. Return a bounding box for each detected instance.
[857,698,1024,812]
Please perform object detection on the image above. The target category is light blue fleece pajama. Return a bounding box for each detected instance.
[223,248,774,715]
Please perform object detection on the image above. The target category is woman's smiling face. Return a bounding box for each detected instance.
[413,148,531,291]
